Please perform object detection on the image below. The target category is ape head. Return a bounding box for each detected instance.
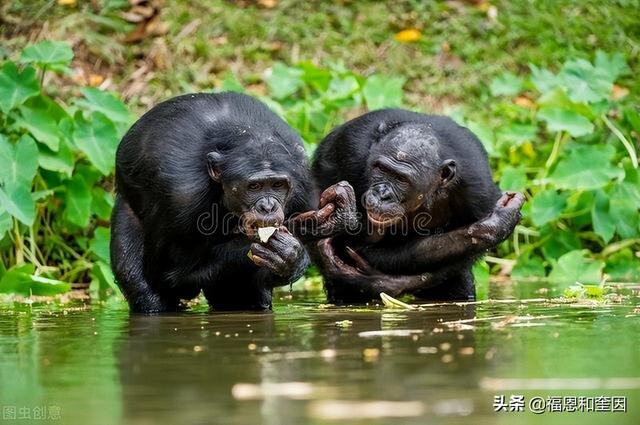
[206,137,303,238]
[364,122,456,228]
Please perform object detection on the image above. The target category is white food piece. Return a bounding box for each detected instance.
[257,226,278,243]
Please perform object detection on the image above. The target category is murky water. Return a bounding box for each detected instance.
[0,282,639,425]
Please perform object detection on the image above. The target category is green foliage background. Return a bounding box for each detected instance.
[0,1,638,298]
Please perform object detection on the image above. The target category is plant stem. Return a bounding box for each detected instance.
[601,113,638,168]
[544,131,566,172]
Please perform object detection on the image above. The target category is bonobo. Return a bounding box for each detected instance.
[312,109,525,303]
[111,92,355,312]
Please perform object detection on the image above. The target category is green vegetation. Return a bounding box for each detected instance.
[0,1,638,298]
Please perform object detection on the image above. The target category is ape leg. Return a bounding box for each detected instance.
[110,196,181,313]
[203,269,273,311]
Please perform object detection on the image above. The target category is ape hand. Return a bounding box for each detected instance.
[249,227,309,282]
[290,181,358,238]
[317,238,423,298]
[467,192,525,248]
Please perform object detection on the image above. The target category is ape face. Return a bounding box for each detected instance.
[364,123,456,228]
[207,151,292,236]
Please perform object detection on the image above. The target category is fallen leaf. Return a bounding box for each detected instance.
[611,84,629,100]
[394,29,422,43]
[57,0,76,5]
[514,95,534,109]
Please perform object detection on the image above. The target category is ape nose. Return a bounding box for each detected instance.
[375,185,393,202]
[256,197,278,215]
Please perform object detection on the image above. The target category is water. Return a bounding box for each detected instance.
[0,282,639,425]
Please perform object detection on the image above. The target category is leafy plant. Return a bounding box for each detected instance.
[477,51,639,286]
[0,40,130,297]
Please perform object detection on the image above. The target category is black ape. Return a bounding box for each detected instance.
[312,109,524,303]
[111,92,354,312]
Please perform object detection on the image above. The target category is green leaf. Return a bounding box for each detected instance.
[362,75,405,110]
[473,260,490,300]
[0,267,70,296]
[325,76,360,101]
[91,188,114,220]
[529,190,567,226]
[73,111,119,175]
[64,174,92,227]
[76,88,134,124]
[465,121,496,157]
[529,64,561,93]
[540,226,581,261]
[560,58,612,103]
[489,72,523,96]
[266,63,303,99]
[538,107,594,137]
[591,190,616,243]
[549,144,623,190]
[38,137,75,176]
[0,62,40,113]
[20,40,74,67]
[91,260,120,296]
[0,134,38,192]
[14,104,63,151]
[499,166,528,192]
[512,254,546,280]
[609,183,640,239]
[548,250,604,285]
[594,51,628,82]
[0,209,11,239]
[90,227,111,263]
[218,72,245,93]
[497,123,538,146]
[0,185,35,226]
[605,249,640,283]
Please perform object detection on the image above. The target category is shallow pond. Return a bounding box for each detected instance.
[0,282,639,425]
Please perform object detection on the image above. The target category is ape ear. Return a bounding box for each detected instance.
[440,159,456,185]
[206,152,222,182]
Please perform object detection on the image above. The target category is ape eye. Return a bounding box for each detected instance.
[248,182,261,190]
[273,181,285,189]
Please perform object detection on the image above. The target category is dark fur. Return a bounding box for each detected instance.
[111,92,314,312]
[312,109,509,303]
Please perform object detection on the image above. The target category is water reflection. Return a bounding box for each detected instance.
[0,284,638,425]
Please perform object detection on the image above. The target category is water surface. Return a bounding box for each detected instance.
[0,282,638,425]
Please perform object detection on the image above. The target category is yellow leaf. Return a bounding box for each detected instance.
[57,0,76,5]
[394,29,422,43]
[611,85,629,100]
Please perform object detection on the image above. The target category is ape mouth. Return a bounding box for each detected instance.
[240,212,283,238]
[366,211,403,228]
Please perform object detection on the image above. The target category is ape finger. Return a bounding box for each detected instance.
[250,243,287,275]
[344,246,377,274]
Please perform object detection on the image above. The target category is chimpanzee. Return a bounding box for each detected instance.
[110,92,356,313]
[312,109,525,303]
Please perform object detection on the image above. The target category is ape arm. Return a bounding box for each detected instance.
[359,192,524,273]
[316,238,471,302]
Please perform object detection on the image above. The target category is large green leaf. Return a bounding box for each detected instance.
[499,166,528,192]
[489,72,523,96]
[594,51,628,82]
[605,249,640,283]
[548,250,604,285]
[20,40,74,67]
[538,107,594,137]
[92,188,114,220]
[0,209,11,239]
[529,64,561,93]
[0,266,70,296]
[497,123,538,146]
[362,75,405,110]
[266,63,303,99]
[14,104,63,151]
[0,62,40,113]
[548,144,623,190]
[591,190,616,243]
[560,58,612,104]
[64,174,92,227]
[90,227,111,263]
[529,190,567,226]
[540,226,581,261]
[0,185,36,226]
[76,88,134,124]
[73,111,119,175]
[512,253,546,280]
[0,134,38,191]
[38,137,75,176]
[609,183,640,239]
